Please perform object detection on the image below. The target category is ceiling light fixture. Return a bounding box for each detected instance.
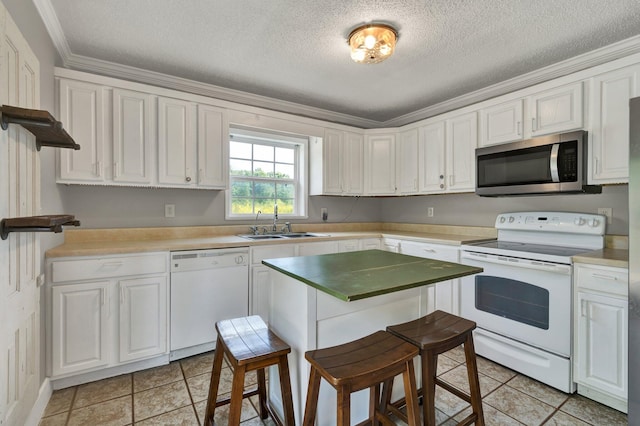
[348,23,398,64]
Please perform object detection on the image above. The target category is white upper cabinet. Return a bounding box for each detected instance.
[396,128,419,194]
[589,64,640,184]
[446,112,477,193]
[364,133,396,195]
[58,79,106,183]
[479,99,524,146]
[529,82,583,136]
[157,97,197,186]
[112,89,154,184]
[418,121,446,193]
[310,129,363,196]
[197,104,229,189]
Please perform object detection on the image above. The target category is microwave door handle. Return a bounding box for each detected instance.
[550,143,560,182]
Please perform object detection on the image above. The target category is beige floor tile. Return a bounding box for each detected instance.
[194,398,258,424]
[181,352,215,378]
[436,354,462,376]
[543,410,591,425]
[439,364,502,397]
[560,394,627,425]
[38,412,68,426]
[186,372,211,403]
[134,362,184,392]
[441,345,466,363]
[135,405,199,425]
[67,395,132,426]
[43,386,76,416]
[134,380,192,422]
[483,385,555,425]
[434,386,470,418]
[73,374,132,408]
[475,357,517,383]
[507,375,569,408]
[455,402,524,426]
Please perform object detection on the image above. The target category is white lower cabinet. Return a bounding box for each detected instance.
[573,263,628,412]
[47,253,169,378]
[249,244,296,324]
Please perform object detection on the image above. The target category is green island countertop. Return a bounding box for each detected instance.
[262,249,483,302]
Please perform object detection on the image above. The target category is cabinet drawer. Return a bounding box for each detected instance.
[399,240,459,262]
[251,244,296,265]
[51,253,168,283]
[574,264,628,297]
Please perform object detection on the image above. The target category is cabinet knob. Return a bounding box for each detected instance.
[440,184,444,189]
[439,175,444,180]
[185,176,192,182]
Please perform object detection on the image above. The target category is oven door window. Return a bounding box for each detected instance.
[475,275,549,330]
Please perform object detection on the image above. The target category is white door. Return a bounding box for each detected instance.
[343,131,363,194]
[418,121,446,193]
[364,133,396,195]
[396,128,419,194]
[446,112,477,192]
[479,99,523,146]
[51,282,110,376]
[119,276,168,363]
[322,129,343,194]
[58,79,105,182]
[157,97,196,186]
[575,291,628,399]
[529,82,583,136]
[197,104,228,188]
[1,8,42,425]
[112,88,153,184]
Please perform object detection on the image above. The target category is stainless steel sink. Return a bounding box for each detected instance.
[238,232,326,240]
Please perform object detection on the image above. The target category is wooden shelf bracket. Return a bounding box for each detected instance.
[0,105,80,151]
[0,215,80,240]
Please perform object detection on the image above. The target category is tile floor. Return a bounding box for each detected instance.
[39,347,628,426]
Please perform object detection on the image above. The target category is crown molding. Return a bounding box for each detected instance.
[33,0,640,129]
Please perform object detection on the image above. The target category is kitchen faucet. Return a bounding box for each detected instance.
[272,204,278,232]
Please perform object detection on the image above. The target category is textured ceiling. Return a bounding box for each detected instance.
[45,0,640,124]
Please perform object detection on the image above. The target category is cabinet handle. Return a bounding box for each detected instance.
[440,184,444,189]
[594,157,599,175]
[423,248,436,253]
[113,162,118,178]
[449,175,454,187]
[100,288,105,306]
[95,161,102,177]
[517,121,521,136]
[591,273,619,281]
[581,299,587,317]
[532,117,536,132]
[120,286,125,304]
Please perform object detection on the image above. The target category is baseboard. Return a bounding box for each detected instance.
[24,378,52,426]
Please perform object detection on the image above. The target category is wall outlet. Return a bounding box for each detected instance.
[597,207,612,224]
[427,207,434,217]
[321,207,328,222]
[165,204,175,218]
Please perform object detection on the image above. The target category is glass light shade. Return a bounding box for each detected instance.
[348,24,397,64]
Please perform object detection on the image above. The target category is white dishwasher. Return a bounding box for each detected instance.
[170,248,249,360]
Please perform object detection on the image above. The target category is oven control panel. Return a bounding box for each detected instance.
[495,212,606,235]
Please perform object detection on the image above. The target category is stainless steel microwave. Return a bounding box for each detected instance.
[475,130,601,196]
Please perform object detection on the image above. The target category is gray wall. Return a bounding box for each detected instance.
[380,184,629,235]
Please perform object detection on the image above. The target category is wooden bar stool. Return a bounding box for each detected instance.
[385,310,485,426]
[302,330,421,426]
[204,316,295,426]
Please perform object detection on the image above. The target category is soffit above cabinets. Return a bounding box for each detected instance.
[35,0,640,128]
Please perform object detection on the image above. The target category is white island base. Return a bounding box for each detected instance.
[266,270,430,425]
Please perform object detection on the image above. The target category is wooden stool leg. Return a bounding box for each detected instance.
[422,351,438,426]
[464,336,485,426]
[228,364,247,425]
[257,368,268,419]
[336,386,351,426]
[277,354,296,426]
[303,367,322,426]
[369,384,380,425]
[402,360,421,426]
[379,378,393,415]
[204,339,226,426]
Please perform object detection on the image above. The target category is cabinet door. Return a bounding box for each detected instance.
[343,131,364,194]
[157,97,197,186]
[530,82,583,136]
[112,89,153,184]
[322,129,343,195]
[118,276,168,363]
[419,121,446,193]
[364,133,396,195]
[251,265,272,323]
[197,105,228,188]
[589,65,640,184]
[298,241,340,256]
[396,128,419,194]
[479,99,523,146]
[575,291,627,399]
[446,112,477,193]
[58,79,106,182]
[51,282,110,376]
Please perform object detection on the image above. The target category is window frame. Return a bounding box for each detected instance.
[225,127,308,220]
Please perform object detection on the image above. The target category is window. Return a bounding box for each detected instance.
[227,128,307,219]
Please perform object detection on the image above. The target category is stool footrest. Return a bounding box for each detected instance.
[214,386,259,408]
[434,378,472,403]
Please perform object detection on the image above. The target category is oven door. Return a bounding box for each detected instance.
[460,250,572,356]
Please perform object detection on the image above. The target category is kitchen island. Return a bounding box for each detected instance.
[262,249,482,425]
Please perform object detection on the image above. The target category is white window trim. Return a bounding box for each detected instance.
[225,127,309,220]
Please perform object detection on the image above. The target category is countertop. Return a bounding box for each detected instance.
[261,249,483,301]
[573,248,629,269]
